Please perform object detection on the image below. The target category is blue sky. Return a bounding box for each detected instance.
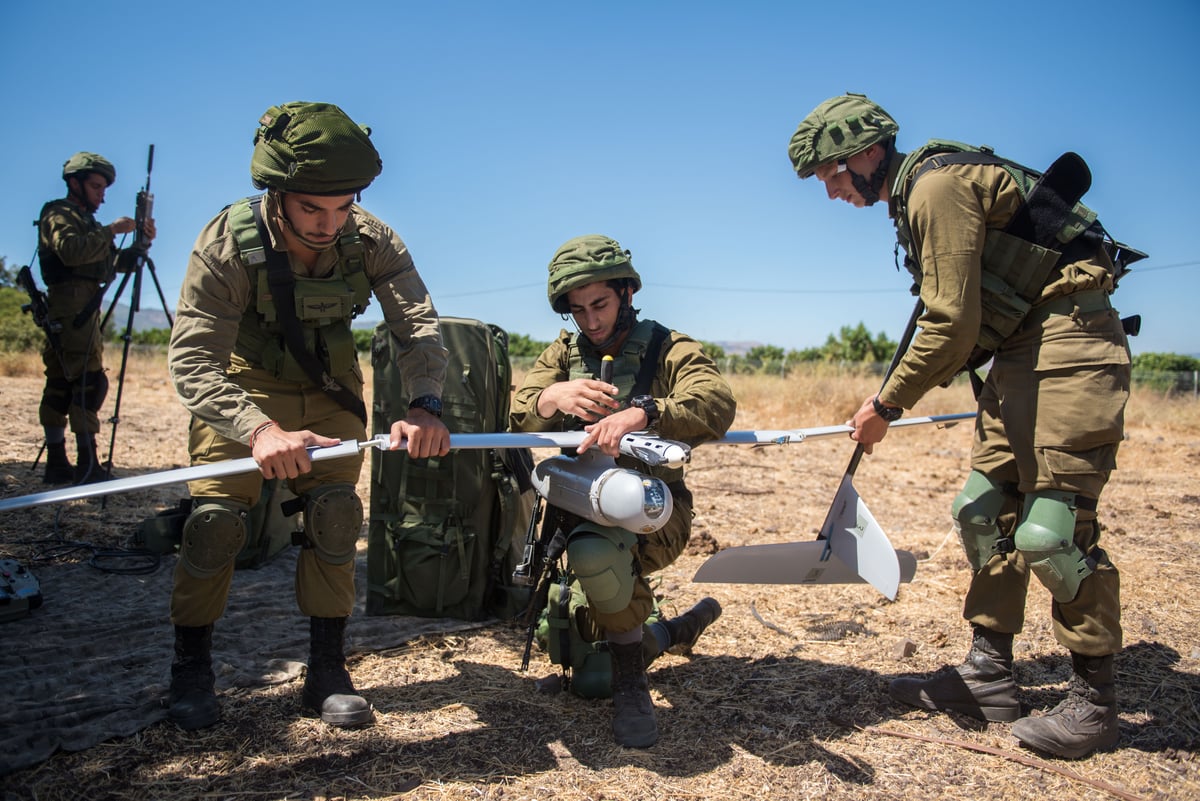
[2,1,1197,356]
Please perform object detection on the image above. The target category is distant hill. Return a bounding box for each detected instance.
[107,304,173,332]
[713,341,763,357]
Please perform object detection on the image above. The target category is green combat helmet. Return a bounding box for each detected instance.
[787,92,899,179]
[62,152,116,186]
[547,234,642,314]
[250,102,382,195]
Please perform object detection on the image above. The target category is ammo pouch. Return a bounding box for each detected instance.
[976,228,1063,351]
[534,572,662,699]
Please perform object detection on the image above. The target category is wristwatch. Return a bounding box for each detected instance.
[872,395,903,422]
[408,394,443,418]
[630,394,660,428]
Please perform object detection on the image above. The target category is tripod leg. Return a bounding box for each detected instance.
[144,256,175,328]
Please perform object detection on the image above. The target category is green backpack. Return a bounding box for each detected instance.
[366,317,534,621]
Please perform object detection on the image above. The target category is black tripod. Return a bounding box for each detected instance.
[94,144,174,486]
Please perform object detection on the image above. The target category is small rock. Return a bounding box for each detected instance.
[893,638,919,659]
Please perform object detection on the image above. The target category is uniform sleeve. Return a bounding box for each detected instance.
[651,333,737,446]
[881,169,989,409]
[167,215,270,443]
[357,212,447,404]
[40,205,114,267]
[509,332,572,432]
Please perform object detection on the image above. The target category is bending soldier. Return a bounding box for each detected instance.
[37,152,156,484]
[788,93,1133,759]
[510,235,736,748]
[166,102,449,731]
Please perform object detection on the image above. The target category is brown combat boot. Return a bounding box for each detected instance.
[889,625,1020,722]
[168,624,221,730]
[609,640,658,748]
[302,617,374,727]
[1012,652,1118,759]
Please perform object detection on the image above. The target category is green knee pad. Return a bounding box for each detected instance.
[952,471,1009,571]
[304,484,363,565]
[181,501,249,579]
[565,523,640,615]
[1014,490,1094,603]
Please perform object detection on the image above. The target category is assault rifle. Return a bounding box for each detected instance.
[515,497,574,671]
[132,144,155,255]
[16,264,62,356]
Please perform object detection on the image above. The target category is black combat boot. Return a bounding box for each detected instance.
[663,597,723,655]
[1012,652,1118,759]
[889,625,1020,722]
[73,433,108,484]
[168,624,221,730]
[302,616,374,727]
[43,441,75,484]
[609,640,658,748]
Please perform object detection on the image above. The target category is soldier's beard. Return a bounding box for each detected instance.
[279,214,341,252]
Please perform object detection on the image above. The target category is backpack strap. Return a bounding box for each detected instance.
[248,197,367,424]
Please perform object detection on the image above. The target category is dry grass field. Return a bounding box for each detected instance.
[1,351,1198,801]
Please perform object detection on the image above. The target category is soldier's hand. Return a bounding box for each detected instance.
[848,395,890,455]
[390,411,451,459]
[110,216,137,235]
[579,407,644,457]
[140,217,157,242]
[252,424,341,479]
[537,378,620,421]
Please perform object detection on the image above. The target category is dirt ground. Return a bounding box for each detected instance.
[1,354,1197,801]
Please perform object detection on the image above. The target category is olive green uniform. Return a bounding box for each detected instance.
[168,191,446,626]
[510,324,736,634]
[36,199,119,434]
[883,157,1128,656]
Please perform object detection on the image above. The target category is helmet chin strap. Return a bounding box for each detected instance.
[847,144,894,207]
[274,191,342,252]
[66,177,98,213]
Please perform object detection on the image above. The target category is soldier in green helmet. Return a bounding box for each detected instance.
[510,234,736,747]
[36,152,157,484]
[788,93,1137,759]
[165,102,450,731]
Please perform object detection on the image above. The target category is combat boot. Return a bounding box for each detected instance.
[664,597,723,655]
[168,624,221,730]
[73,433,109,484]
[302,616,374,727]
[1012,652,1118,759]
[889,625,1020,722]
[609,639,658,747]
[43,441,74,484]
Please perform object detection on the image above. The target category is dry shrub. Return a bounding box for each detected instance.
[1126,385,1200,433]
[0,350,45,378]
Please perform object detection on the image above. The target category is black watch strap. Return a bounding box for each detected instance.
[409,394,443,418]
[872,395,903,422]
[630,394,660,427]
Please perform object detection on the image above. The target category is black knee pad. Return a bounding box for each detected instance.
[78,370,109,411]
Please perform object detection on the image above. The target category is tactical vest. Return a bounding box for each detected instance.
[227,196,372,382]
[566,318,683,484]
[891,140,1104,352]
[37,200,115,285]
